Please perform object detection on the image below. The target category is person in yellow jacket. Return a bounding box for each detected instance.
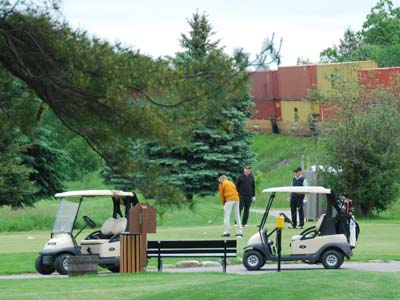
[218,175,243,237]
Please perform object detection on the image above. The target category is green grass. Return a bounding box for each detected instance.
[0,134,399,275]
[1,219,399,275]
[1,134,399,231]
[0,271,399,300]
[251,134,319,207]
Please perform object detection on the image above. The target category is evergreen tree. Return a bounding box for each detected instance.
[337,28,361,58]
[320,1,400,66]
[0,125,35,208]
[0,2,257,205]
[0,66,66,207]
[21,126,67,203]
[320,28,361,62]
[180,11,220,59]
[103,12,255,202]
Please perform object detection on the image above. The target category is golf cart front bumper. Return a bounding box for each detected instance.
[39,247,81,265]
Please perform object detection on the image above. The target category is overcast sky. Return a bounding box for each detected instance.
[61,0,400,66]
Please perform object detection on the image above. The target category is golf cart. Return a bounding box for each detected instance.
[243,186,360,271]
[35,190,138,275]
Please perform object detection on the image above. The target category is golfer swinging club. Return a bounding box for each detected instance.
[218,175,243,238]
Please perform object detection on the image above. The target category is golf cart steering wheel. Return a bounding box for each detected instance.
[83,215,96,228]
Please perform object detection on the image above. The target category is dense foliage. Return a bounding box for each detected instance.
[0,3,258,205]
[319,77,400,217]
[103,12,256,203]
[0,66,65,207]
[320,0,400,67]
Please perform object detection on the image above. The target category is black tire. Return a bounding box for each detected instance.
[107,265,120,273]
[243,250,265,271]
[35,256,55,275]
[54,254,71,275]
[321,249,344,269]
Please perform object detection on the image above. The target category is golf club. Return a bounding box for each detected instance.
[208,209,223,224]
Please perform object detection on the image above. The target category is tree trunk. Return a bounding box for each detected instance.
[359,205,372,218]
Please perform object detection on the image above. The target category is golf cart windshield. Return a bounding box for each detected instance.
[52,198,81,234]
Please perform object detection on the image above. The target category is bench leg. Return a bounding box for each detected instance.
[223,240,227,273]
[158,256,163,272]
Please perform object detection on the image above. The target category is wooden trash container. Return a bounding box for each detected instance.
[67,255,98,276]
[120,233,145,273]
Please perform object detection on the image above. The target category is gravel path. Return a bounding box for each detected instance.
[1,261,399,279]
[160,261,400,274]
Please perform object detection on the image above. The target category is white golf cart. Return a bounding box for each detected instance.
[35,190,137,275]
[243,186,359,271]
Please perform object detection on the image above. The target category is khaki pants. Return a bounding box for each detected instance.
[224,200,242,234]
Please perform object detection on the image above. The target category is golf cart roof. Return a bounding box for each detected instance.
[263,186,331,194]
[54,190,134,198]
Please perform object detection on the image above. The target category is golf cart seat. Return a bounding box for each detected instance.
[81,218,127,245]
[111,218,127,235]
[291,214,326,242]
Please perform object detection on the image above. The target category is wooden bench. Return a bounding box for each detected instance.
[147,240,237,273]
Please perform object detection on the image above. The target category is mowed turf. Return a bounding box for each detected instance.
[1,220,399,275]
[0,271,399,300]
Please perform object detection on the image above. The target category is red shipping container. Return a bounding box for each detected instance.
[359,67,400,99]
[278,65,317,99]
[250,70,278,100]
[251,100,275,120]
[320,102,339,121]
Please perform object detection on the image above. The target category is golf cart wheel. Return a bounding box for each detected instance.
[54,253,70,275]
[35,256,55,275]
[243,250,265,271]
[321,250,344,269]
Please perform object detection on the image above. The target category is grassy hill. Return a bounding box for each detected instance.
[251,133,318,206]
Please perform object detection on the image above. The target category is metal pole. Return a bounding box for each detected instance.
[277,228,282,272]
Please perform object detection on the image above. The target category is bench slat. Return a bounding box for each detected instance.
[147,247,237,251]
[147,253,236,257]
[147,249,236,254]
[148,240,236,249]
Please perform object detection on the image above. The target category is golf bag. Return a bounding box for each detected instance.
[328,191,360,248]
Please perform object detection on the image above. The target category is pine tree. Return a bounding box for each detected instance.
[21,126,67,203]
[0,66,66,207]
[0,125,35,208]
[180,11,220,59]
[103,12,255,202]
[338,28,361,58]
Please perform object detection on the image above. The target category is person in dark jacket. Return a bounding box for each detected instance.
[236,166,255,226]
[289,167,308,229]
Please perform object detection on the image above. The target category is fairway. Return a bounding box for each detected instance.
[1,221,399,275]
[0,270,399,300]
